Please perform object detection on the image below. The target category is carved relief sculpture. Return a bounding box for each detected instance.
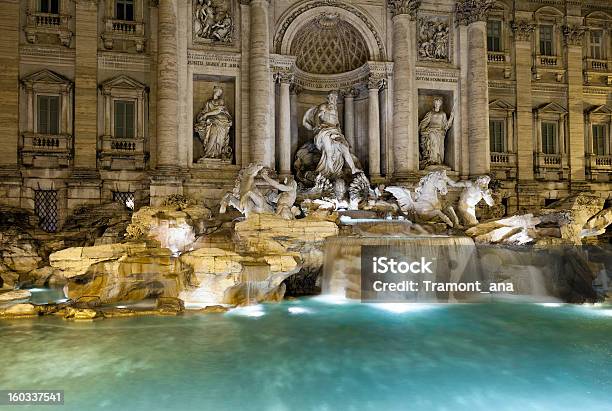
[193,0,233,44]
[194,86,233,162]
[418,16,450,61]
[419,97,454,168]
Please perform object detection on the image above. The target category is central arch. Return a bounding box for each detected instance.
[274,0,386,62]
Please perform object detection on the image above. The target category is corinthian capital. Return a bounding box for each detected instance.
[511,20,536,41]
[455,0,494,26]
[388,0,421,19]
[563,25,587,46]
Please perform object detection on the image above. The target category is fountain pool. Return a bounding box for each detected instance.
[1,298,611,411]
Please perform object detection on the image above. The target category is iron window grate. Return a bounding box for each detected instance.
[113,191,135,210]
[35,190,58,232]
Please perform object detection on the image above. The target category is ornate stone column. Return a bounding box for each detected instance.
[342,88,358,150]
[0,0,19,171]
[388,0,419,179]
[156,0,179,172]
[564,24,587,186]
[368,76,383,179]
[275,72,293,177]
[456,0,493,176]
[290,85,300,160]
[248,0,273,168]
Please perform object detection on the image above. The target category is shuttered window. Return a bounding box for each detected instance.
[487,21,502,52]
[116,0,134,21]
[37,95,60,135]
[539,25,554,56]
[489,120,505,152]
[541,122,557,154]
[114,100,135,138]
[593,124,607,155]
[39,0,59,14]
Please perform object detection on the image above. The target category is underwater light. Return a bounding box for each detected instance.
[288,307,312,315]
[311,295,350,305]
[228,305,265,317]
[370,303,437,314]
[537,303,564,307]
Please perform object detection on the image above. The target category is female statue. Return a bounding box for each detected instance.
[419,97,454,168]
[194,86,233,161]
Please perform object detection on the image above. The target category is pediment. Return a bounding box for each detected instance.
[489,99,515,111]
[535,102,567,114]
[586,104,612,116]
[101,75,146,92]
[22,69,71,86]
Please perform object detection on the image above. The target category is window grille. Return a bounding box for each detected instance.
[113,191,135,210]
[35,190,59,232]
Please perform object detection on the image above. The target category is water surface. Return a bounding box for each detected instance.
[1,298,611,411]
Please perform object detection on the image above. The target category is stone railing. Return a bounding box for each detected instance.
[535,152,562,167]
[490,152,516,165]
[487,51,509,64]
[587,154,612,170]
[99,136,146,170]
[21,133,72,167]
[537,55,559,67]
[102,19,145,52]
[24,12,72,46]
[584,58,610,72]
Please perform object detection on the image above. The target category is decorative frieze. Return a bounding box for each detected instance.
[98,52,152,72]
[418,15,450,62]
[455,0,494,26]
[387,0,420,19]
[511,20,536,42]
[187,50,241,69]
[415,68,459,83]
[193,0,234,45]
[563,25,587,46]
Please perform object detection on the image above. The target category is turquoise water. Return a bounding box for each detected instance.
[1,298,611,411]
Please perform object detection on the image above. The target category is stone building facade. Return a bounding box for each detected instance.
[0,0,611,231]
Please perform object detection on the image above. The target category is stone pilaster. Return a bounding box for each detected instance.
[457,0,493,176]
[512,20,535,182]
[511,20,539,210]
[73,0,99,173]
[248,0,273,168]
[0,0,19,170]
[341,88,358,150]
[388,0,420,179]
[564,24,587,184]
[368,76,384,180]
[156,0,179,172]
[290,84,301,162]
[275,72,293,177]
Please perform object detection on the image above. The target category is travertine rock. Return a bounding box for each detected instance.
[50,242,195,304]
[0,289,31,302]
[0,303,38,316]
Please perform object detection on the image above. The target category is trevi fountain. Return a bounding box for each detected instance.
[1,0,612,409]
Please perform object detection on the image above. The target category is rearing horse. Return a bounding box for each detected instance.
[386,170,459,227]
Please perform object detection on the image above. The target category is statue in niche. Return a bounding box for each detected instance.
[299,91,369,204]
[193,0,233,43]
[386,170,460,227]
[418,17,450,61]
[419,97,454,169]
[455,175,495,226]
[194,86,233,162]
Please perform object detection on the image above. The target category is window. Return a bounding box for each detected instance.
[489,120,505,152]
[541,122,557,154]
[39,0,59,14]
[37,95,60,135]
[539,25,554,56]
[487,21,502,52]
[114,100,135,138]
[116,0,134,21]
[590,30,604,60]
[35,190,58,232]
[593,124,607,155]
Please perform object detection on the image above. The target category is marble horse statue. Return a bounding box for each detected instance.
[386,170,460,227]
